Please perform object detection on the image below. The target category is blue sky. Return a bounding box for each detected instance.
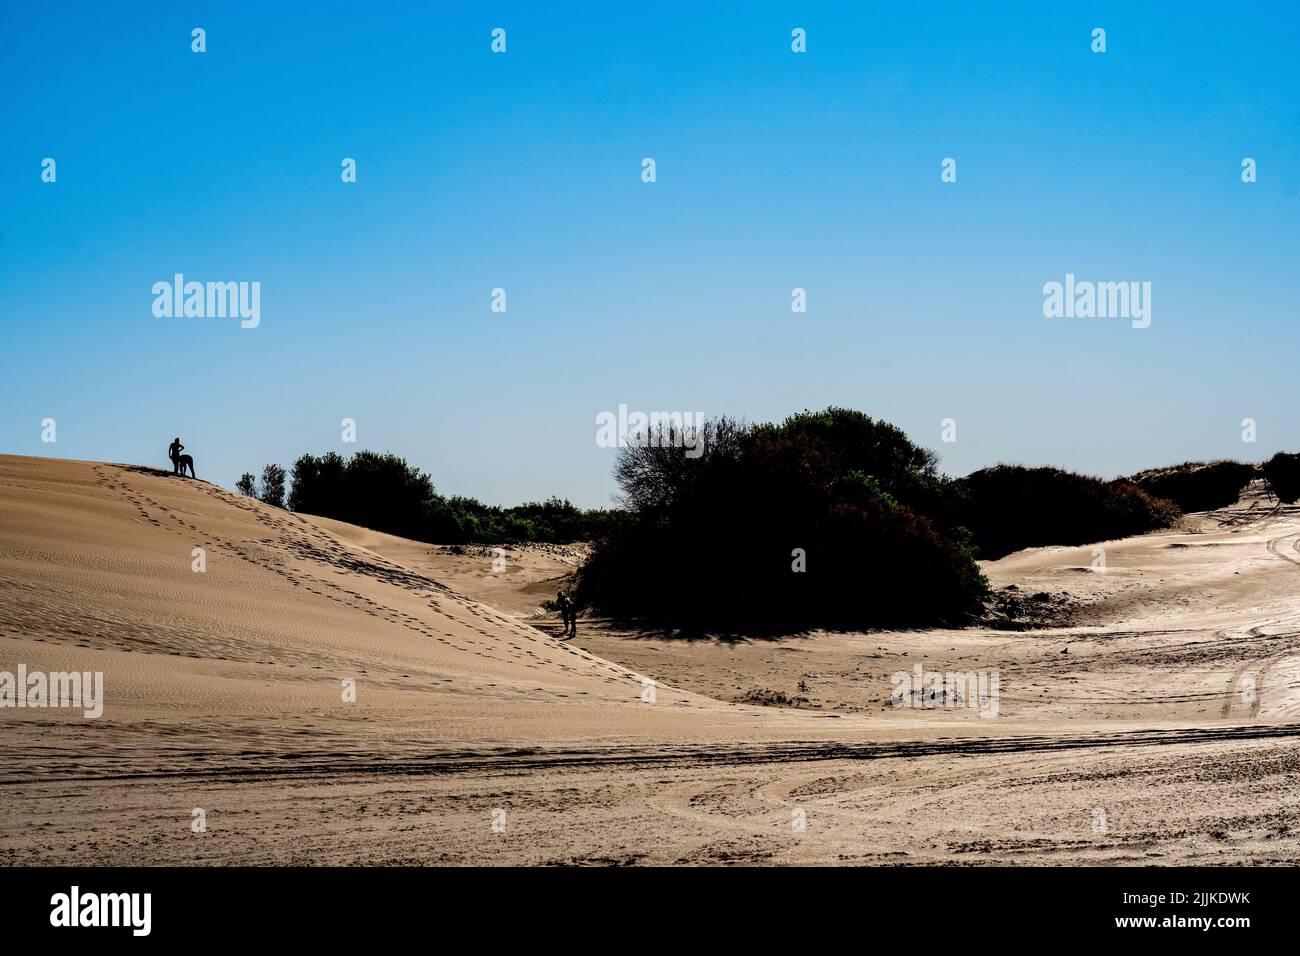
[3,2,1298,507]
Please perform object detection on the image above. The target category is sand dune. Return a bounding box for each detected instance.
[4,455,1300,865]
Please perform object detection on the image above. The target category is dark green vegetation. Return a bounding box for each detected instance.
[1262,452,1300,505]
[1127,460,1258,513]
[574,409,989,631]
[238,450,619,544]
[235,414,1297,633]
[956,465,1180,561]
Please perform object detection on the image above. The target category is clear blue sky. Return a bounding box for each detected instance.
[3,2,1298,507]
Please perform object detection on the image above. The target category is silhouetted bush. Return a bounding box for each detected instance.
[235,473,257,497]
[614,417,745,512]
[957,465,1180,560]
[259,464,287,509]
[1128,460,1257,513]
[288,451,346,515]
[769,408,971,534]
[1262,453,1300,504]
[270,449,616,544]
[575,409,988,631]
[327,451,434,535]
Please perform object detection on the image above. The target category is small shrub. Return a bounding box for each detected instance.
[259,463,287,509]
[739,687,809,707]
[1263,453,1300,504]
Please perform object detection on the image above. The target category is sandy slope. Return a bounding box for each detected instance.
[3,455,1300,865]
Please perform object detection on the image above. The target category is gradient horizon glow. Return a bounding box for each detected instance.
[3,2,1298,508]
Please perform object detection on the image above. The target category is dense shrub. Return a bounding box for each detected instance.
[1128,460,1257,513]
[262,449,616,544]
[1262,453,1300,504]
[957,465,1180,560]
[575,409,988,631]
[288,451,348,515]
[764,409,967,526]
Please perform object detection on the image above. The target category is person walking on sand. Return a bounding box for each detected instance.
[168,437,184,474]
[556,590,576,639]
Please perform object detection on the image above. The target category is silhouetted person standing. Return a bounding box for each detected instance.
[168,437,184,474]
[557,590,575,638]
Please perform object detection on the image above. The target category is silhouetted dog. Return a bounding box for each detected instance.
[176,454,196,478]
